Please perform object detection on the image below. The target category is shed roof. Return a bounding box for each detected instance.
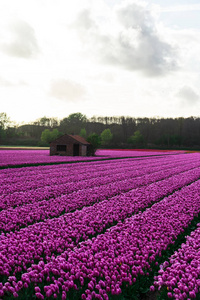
[51,134,90,145]
[68,135,90,144]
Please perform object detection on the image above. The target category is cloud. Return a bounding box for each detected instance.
[49,79,87,102]
[0,76,13,87]
[0,76,27,87]
[100,29,176,76]
[71,0,178,76]
[176,86,200,106]
[73,9,97,31]
[1,20,40,58]
[116,1,155,34]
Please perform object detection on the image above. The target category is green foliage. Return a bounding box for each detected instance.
[34,116,59,127]
[155,134,182,147]
[51,129,62,141]
[59,113,87,135]
[79,128,87,139]
[0,112,10,129]
[0,127,6,144]
[128,130,144,147]
[39,116,50,126]
[87,133,101,155]
[0,112,10,144]
[67,112,87,123]
[100,128,113,146]
[41,129,62,144]
[41,129,51,144]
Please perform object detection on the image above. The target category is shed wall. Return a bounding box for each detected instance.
[81,145,87,156]
[50,135,89,156]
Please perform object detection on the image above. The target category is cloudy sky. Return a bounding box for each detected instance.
[0,0,200,124]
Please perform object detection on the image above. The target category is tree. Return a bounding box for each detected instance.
[41,129,52,144]
[41,129,62,144]
[39,116,50,127]
[87,133,101,156]
[79,128,87,139]
[128,130,144,147]
[100,128,113,146]
[0,113,10,144]
[59,113,87,134]
[0,112,10,129]
[51,129,62,140]
[0,127,6,144]
[68,113,87,123]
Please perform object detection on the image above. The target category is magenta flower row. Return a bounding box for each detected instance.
[0,149,178,167]
[0,150,108,167]
[1,155,178,196]
[1,154,190,192]
[95,149,182,157]
[153,224,200,299]
[0,156,198,232]
[0,155,193,211]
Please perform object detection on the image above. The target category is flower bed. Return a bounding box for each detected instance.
[0,155,198,229]
[0,159,199,233]
[1,156,180,195]
[153,225,200,299]
[1,179,200,299]
[0,166,199,287]
[0,152,200,299]
[0,149,182,168]
[96,149,183,156]
[0,150,108,167]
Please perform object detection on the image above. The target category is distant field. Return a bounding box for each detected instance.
[0,151,200,299]
[0,146,184,151]
[0,148,182,168]
[0,146,49,150]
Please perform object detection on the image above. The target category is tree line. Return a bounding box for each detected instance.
[1,112,200,149]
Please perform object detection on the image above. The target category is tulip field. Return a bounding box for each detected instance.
[0,150,200,299]
[0,149,181,168]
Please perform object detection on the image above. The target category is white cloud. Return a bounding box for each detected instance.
[0,76,13,87]
[73,9,97,31]
[0,20,40,58]
[116,0,155,33]
[176,86,200,106]
[71,0,178,76]
[49,79,87,102]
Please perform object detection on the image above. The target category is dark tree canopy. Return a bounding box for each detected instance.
[1,112,200,149]
[87,133,101,155]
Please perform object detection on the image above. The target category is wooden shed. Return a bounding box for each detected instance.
[50,134,91,156]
